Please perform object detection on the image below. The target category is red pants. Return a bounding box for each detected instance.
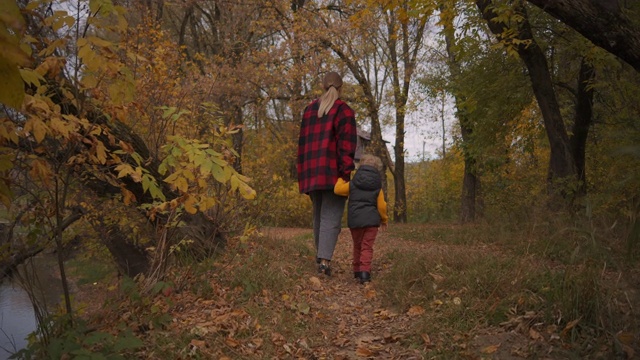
[350,227,378,272]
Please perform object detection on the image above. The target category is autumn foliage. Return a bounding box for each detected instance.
[0,0,639,358]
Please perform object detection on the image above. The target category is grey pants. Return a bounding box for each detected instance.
[309,190,346,261]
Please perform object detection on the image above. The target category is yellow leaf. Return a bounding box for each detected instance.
[239,182,256,200]
[87,35,113,48]
[115,163,134,178]
[19,68,42,87]
[95,141,107,164]
[25,118,48,143]
[50,117,70,138]
[174,176,188,193]
[198,196,216,211]
[130,167,142,182]
[121,187,136,205]
[184,195,197,214]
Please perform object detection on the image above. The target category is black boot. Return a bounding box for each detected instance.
[359,271,371,284]
[354,271,362,279]
[318,263,331,276]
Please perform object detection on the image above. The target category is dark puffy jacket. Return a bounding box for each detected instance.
[347,165,382,228]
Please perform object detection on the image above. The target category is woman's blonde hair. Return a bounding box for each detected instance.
[318,72,343,117]
[359,154,383,173]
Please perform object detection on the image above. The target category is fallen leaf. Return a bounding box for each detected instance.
[365,289,376,298]
[407,305,425,316]
[561,318,581,336]
[271,332,285,346]
[421,333,432,346]
[309,276,323,291]
[225,337,240,347]
[452,297,462,305]
[480,344,500,354]
[529,328,542,340]
[430,299,443,308]
[356,346,375,357]
[297,302,310,314]
[374,309,392,319]
[616,331,635,345]
[189,339,205,348]
[429,272,445,282]
[252,338,263,348]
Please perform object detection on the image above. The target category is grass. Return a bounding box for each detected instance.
[376,218,636,357]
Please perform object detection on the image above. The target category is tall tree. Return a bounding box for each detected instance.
[383,0,431,223]
[476,0,579,198]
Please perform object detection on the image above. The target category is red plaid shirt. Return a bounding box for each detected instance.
[297,99,358,194]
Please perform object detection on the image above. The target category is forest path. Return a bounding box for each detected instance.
[257,226,532,359]
[262,227,426,359]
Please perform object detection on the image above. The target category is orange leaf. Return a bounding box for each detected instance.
[480,344,500,354]
[529,328,542,340]
[355,346,375,357]
[225,337,240,347]
[407,305,425,316]
[189,339,205,348]
[561,318,581,336]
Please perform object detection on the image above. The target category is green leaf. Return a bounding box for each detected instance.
[210,163,227,183]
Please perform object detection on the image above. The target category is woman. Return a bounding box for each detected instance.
[297,71,358,276]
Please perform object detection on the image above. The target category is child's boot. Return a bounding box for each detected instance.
[359,271,371,284]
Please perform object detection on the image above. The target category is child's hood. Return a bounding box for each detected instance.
[352,165,382,191]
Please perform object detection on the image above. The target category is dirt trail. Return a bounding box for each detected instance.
[284,228,425,359]
[260,227,557,360]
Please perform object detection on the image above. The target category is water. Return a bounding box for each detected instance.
[0,283,36,360]
[0,257,62,360]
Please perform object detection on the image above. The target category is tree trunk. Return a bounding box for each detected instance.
[460,157,479,223]
[441,3,480,222]
[570,58,595,196]
[477,0,579,198]
[459,115,479,223]
[526,0,640,72]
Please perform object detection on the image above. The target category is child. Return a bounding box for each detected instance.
[334,154,388,284]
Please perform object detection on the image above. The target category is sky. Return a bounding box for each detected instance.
[381,95,456,163]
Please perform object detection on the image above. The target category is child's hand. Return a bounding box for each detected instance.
[380,223,388,231]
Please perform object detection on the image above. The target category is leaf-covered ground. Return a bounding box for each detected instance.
[76,225,639,359]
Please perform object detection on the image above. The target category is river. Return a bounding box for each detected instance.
[0,256,63,360]
[0,282,37,360]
